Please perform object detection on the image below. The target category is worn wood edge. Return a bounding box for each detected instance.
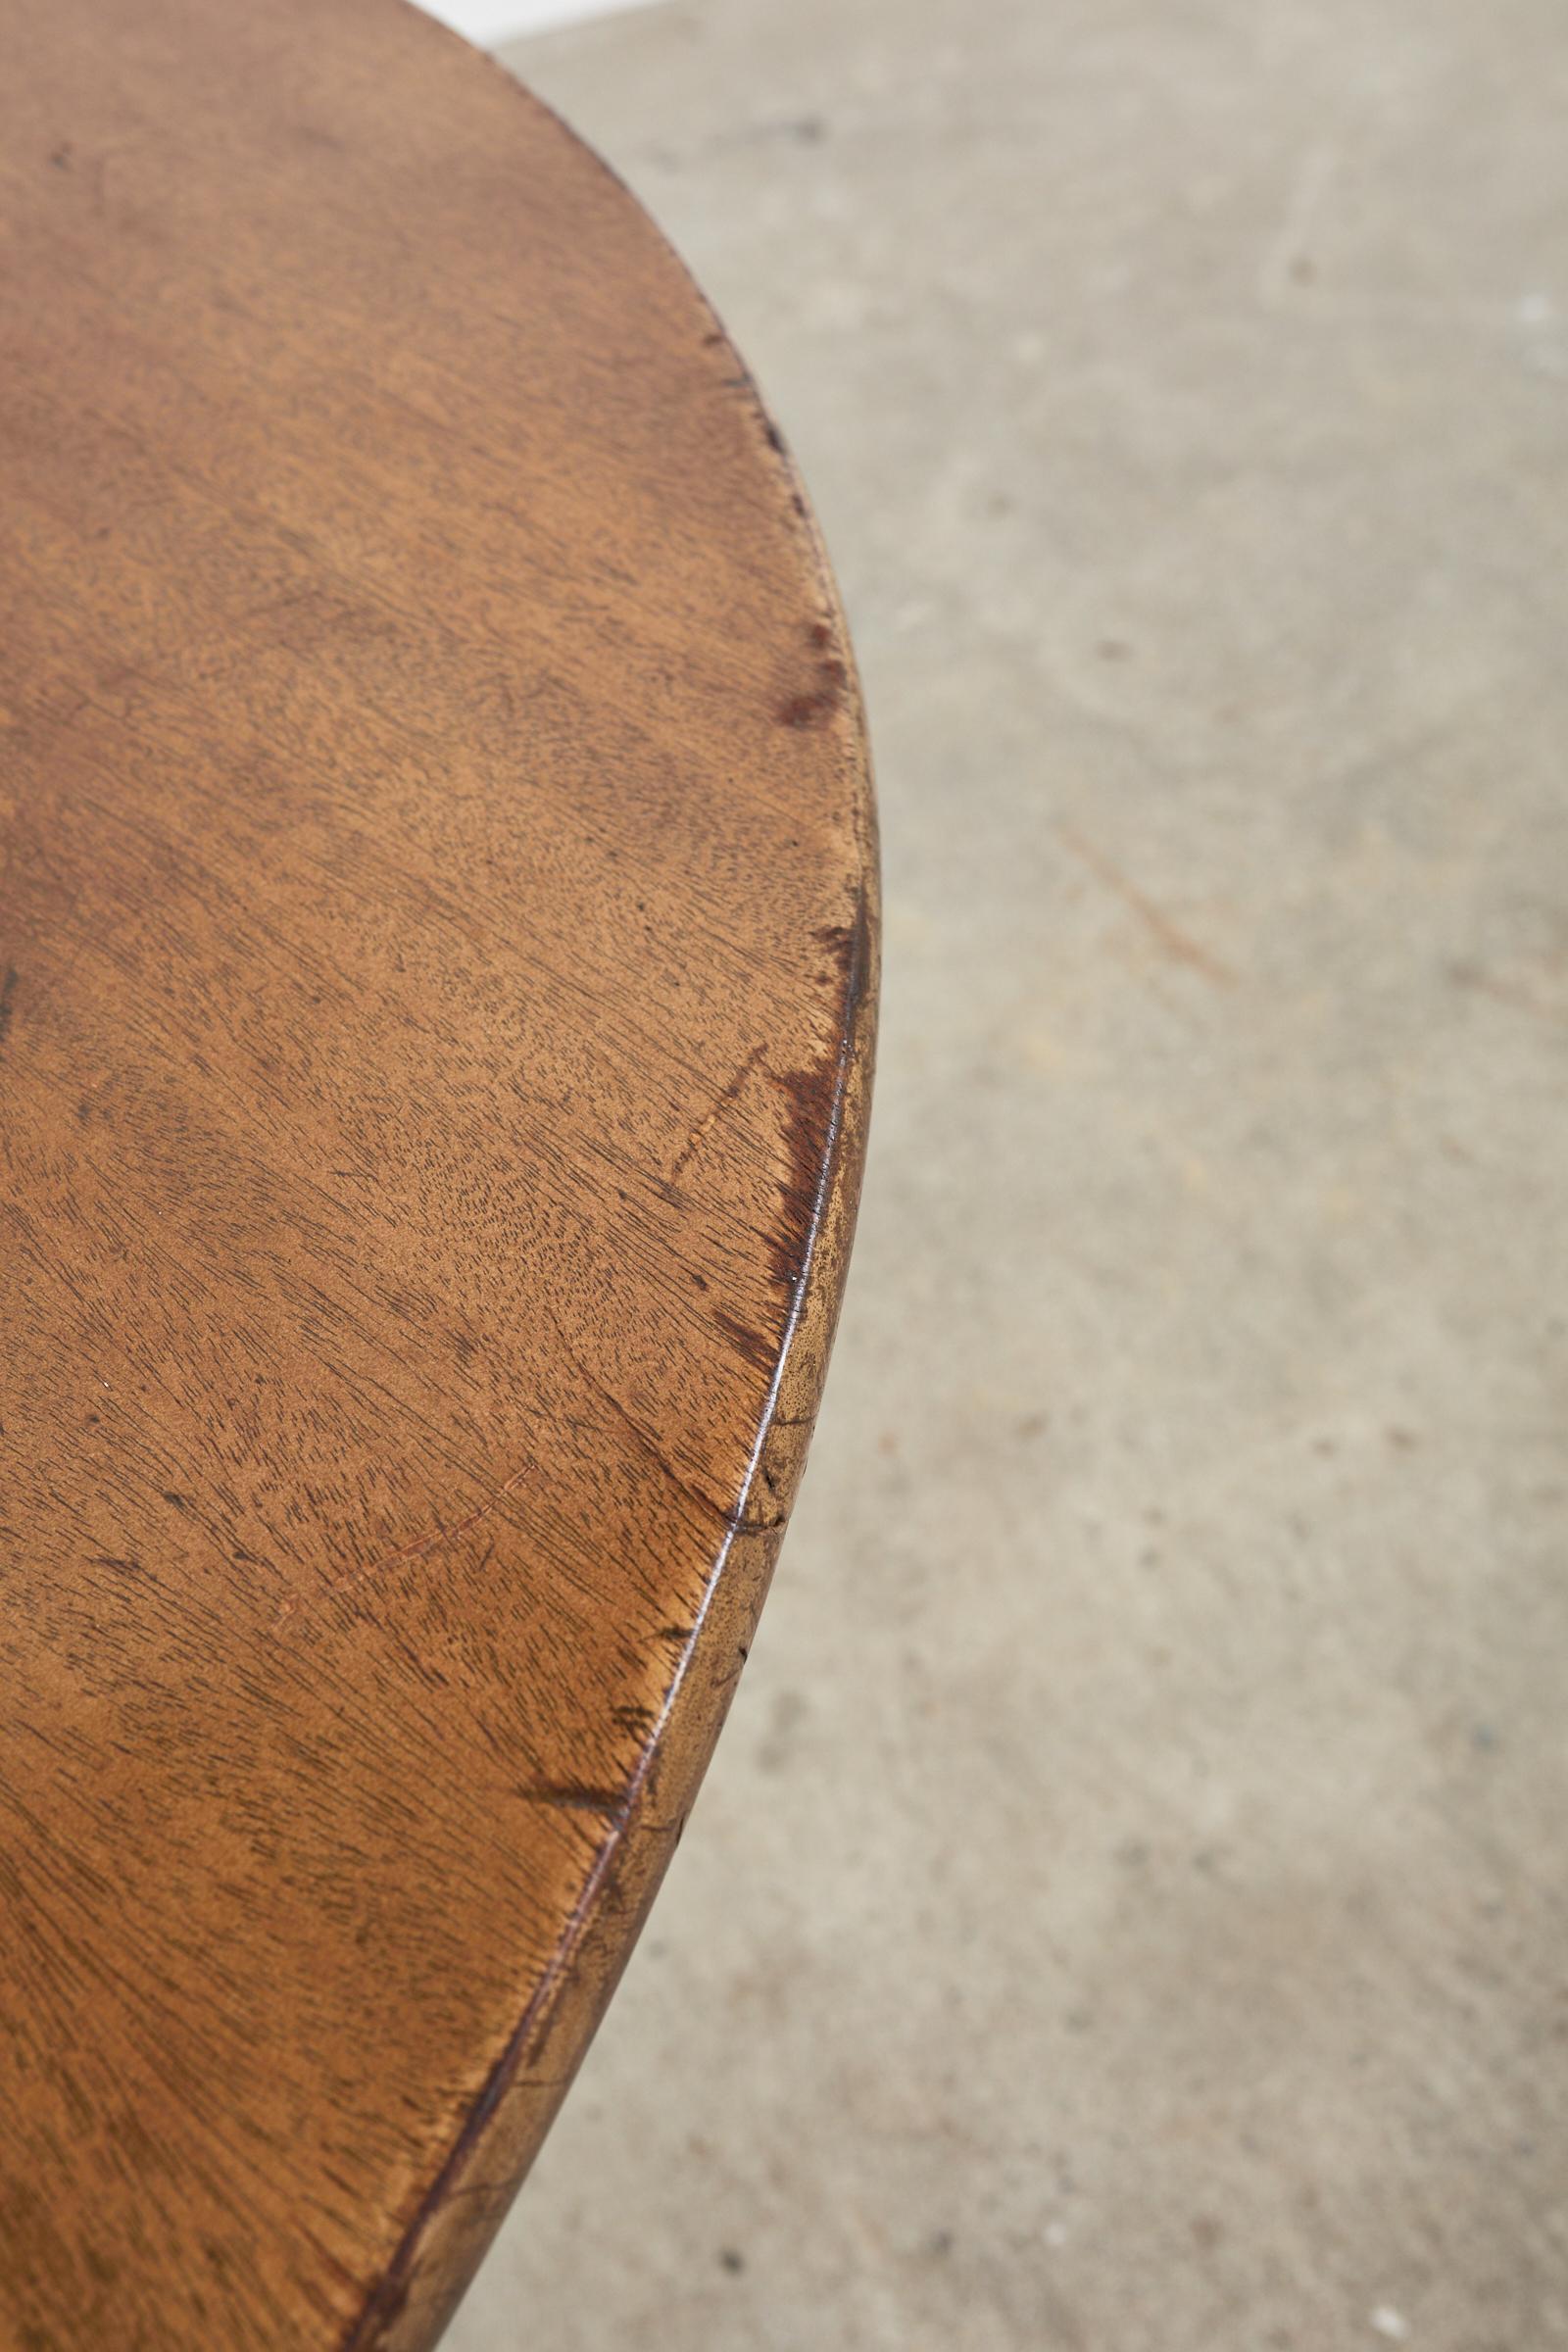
[356,855,874,2352]
[347,867,877,2352]
[320,23,881,2349]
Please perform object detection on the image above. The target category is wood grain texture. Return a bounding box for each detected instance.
[0,2,877,2344]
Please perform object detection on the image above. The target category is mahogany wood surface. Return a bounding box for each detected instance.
[0,2,876,2342]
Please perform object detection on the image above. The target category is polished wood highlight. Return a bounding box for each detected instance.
[0,1,877,2342]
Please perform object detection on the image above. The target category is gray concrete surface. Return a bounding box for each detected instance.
[451,0,1568,2343]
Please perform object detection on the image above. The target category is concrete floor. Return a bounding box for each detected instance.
[450,0,1568,2344]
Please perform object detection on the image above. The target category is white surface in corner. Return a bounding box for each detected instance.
[413,0,655,50]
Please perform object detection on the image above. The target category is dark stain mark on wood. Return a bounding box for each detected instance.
[517,1785,625,1816]
[765,881,872,1305]
[712,1308,775,1376]
[0,966,17,1048]
[777,650,848,730]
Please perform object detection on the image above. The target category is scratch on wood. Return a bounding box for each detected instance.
[1059,825,1235,986]
[667,1043,766,1186]
[275,1467,530,1631]
[0,965,17,1047]
[546,1299,737,1532]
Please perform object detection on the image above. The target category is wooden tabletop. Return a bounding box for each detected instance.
[0,2,876,2342]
